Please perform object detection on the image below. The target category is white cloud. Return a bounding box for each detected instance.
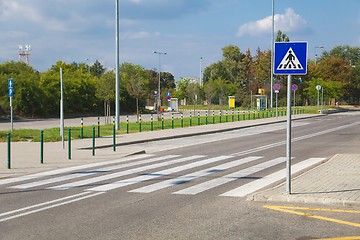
[0,0,42,22]
[237,8,308,37]
[122,31,160,39]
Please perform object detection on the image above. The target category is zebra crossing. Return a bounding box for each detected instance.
[5,154,326,198]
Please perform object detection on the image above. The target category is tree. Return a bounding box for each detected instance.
[121,63,149,120]
[90,60,105,78]
[275,30,290,42]
[222,45,245,62]
[304,78,342,106]
[95,70,115,123]
[145,69,175,106]
[203,79,217,108]
[320,45,360,103]
[0,61,43,117]
[213,77,229,107]
[238,49,255,105]
[40,61,100,117]
[176,77,191,103]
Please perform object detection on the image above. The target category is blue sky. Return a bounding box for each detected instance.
[0,0,359,80]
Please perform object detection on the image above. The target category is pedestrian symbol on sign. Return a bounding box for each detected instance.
[277,47,304,70]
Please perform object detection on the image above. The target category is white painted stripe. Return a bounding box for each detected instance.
[88,155,233,192]
[98,155,176,172]
[174,157,286,195]
[49,155,203,190]
[232,122,360,156]
[0,192,90,218]
[220,158,326,197]
[10,173,98,189]
[130,156,263,193]
[0,192,104,223]
[10,155,177,189]
[0,154,154,186]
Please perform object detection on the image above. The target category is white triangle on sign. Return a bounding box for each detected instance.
[277,47,304,70]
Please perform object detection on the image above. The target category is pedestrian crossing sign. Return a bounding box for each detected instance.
[274,42,307,75]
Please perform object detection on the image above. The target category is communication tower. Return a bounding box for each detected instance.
[18,45,31,64]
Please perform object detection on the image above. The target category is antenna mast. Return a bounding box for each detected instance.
[18,44,31,64]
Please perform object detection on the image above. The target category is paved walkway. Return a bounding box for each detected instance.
[248,154,360,206]
[0,113,359,207]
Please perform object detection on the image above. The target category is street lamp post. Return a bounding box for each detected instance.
[200,57,203,86]
[153,51,167,120]
[85,58,90,74]
[314,46,324,65]
[115,0,120,130]
[270,0,275,109]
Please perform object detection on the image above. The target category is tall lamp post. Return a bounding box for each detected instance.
[85,58,90,74]
[314,46,324,65]
[115,0,120,130]
[200,57,203,86]
[270,0,275,109]
[153,51,167,120]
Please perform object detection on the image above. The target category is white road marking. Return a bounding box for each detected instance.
[220,158,326,197]
[0,192,104,223]
[232,121,360,156]
[0,154,154,186]
[49,155,203,190]
[174,157,286,195]
[88,155,232,192]
[130,156,263,193]
[10,155,177,189]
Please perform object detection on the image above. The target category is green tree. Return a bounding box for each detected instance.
[176,77,191,102]
[41,61,99,116]
[203,79,217,108]
[0,61,43,117]
[145,69,175,106]
[121,63,149,120]
[95,70,115,122]
[213,77,229,107]
[275,30,290,42]
[304,78,342,106]
[90,60,105,78]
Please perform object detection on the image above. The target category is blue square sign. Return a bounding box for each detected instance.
[8,78,14,97]
[274,42,307,75]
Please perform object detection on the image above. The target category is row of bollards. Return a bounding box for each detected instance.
[6,122,117,169]
[5,109,305,169]
[124,109,304,133]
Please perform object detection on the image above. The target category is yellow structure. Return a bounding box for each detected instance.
[228,96,235,108]
[258,88,265,95]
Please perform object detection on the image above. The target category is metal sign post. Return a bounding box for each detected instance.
[274,41,307,194]
[60,68,64,149]
[316,85,321,111]
[273,84,280,119]
[286,75,292,193]
[292,84,298,116]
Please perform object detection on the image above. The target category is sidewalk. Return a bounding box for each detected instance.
[1,114,359,206]
[247,154,360,206]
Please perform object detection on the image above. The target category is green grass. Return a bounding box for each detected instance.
[0,106,322,142]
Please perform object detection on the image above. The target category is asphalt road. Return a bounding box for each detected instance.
[0,112,359,239]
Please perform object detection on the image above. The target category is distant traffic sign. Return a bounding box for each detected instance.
[8,78,13,88]
[8,88,14,97]
[291,84,298,91]
[8,78,14,97]
[274,42,307,75]
[273,83,281,91]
